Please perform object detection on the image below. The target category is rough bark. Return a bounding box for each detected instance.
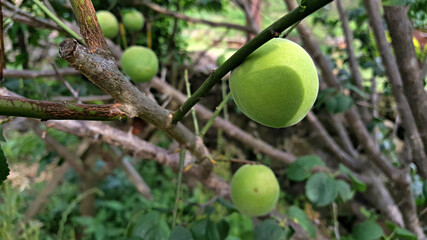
[383,5,427,169]
[69,0,107,51]
[58,39,212,173]
[363,0,427,178]
[0,96,126,121]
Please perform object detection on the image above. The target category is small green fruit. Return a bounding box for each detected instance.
[121,46,159,82]
[229,38,319,128]
[96,11,119,39]
[121,9,144,32]
[231,164,280,217]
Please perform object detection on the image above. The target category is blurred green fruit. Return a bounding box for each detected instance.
[96,11,119,39]
[231,164,280,217]
[122,9,144,32]
[121,46,159,82]
[229,38,319,128]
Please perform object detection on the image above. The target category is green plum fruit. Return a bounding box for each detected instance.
[229,38,319,128]
[96,11,119,39]
[121,9,144,32]
[231,164,280,217]
[121,46,159,83]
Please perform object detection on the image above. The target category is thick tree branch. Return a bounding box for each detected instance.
[284,0,402,183]
[383,5,427,168]
[69,0,106,51]
[363,0,427,178]
[44,119,230,197]
[131,0,257,34]
[58,39,212,172]
[172,0,333,124]
[0,95,126,120]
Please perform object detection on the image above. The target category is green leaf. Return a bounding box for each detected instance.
[335,94,353,113]
[336,180,355,202]
[423,180,427,198]
[339,164,366,192]
[394,227,417,240]
[191,219,208,240]
[170,226,194,240]
[385,222,417,240]
[305,173,338,206]
[131,212,170,240]
[326,96,338,113]
[287,155,325,182]
[288,206,316,239]
[254,219,289,240]
[216,220,229,240]
[0,125,6,142]
[0,146,10,186]
[206,219,221,240]
[352,221,383,240]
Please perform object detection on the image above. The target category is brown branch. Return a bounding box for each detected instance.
[3,68,79,79]
[363,0,427,178]
[284,0,402,183]
[45,119,230,197]
[69,0,106,51]
[131,0,257,34]
[121,158,154,200]
[306,112,361,170]
[150,78,297,165]
[58,39,213,173]
[0,95,127,121]
[336,0,371,124]
[383,5,427,168]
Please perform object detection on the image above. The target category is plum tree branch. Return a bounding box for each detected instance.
[0,95,126,120]
[69,0,106,51]
[171,0,333,124]
[131,0,257,34]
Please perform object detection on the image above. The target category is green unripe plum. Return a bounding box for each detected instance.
[231,164,280,217]
[229,38,319,128]
[96,11,119,39]
[121,9,144,32]
[121,46,159,83]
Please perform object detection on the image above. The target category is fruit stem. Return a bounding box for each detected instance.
[33,0,84,45]
[281,20,301,38]
[171,0,333,124]
[201,92,232,137]
[172,149,186,228]
[184,69,200,135]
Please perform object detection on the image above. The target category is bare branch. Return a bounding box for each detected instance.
[364,0,427,178]
[69,0,106,50]
[3,68,79,79]
[131,0,257,34]
[45,119,230,197]
[0,95,126,121]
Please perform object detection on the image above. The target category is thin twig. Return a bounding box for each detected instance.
[33,0,84,44]
[332,202,341,240]
[201,92,232,137]
[184,69,199,135]
[172,149,186,228]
